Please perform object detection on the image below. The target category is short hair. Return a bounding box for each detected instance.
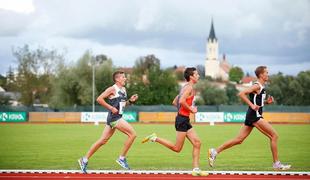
[255,66,267,78]
[184,67,196,81]
[113,71,125,82]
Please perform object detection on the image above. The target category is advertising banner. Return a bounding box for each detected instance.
[224,112,246,123]
[195,112,224,123]
[81,112,108,123]
[123,112,138,122]
[0,112,27,122]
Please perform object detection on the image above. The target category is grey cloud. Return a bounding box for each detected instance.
[0,0,309,76]
[0,9,33,36]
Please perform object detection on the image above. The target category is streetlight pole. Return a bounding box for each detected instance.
[92,59,95,113]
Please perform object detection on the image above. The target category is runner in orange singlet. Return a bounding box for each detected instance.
[142,67,208,176]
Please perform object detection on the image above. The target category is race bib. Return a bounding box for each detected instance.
[262,93,266,106]
[119,101,126,115]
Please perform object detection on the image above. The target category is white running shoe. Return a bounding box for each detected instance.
[273,161,291,170]
[208,148,217,167]
[192,168,208,176]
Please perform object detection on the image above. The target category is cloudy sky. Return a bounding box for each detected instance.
[0,0,309,76]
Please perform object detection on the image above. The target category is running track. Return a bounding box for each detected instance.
[1,170,309,180]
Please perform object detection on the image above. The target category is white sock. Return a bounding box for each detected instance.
[82,157,88,163]
[119,156,125,160]
[193,168,200,172]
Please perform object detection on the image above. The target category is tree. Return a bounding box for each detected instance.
[95,55,114,93]
[296,70,310,105]
[133,54,160,76]
[50,65,81,108]
[5,66,17,92]
[225,83,239,105]
[267,72,306,105]
[267,73,286,104]
[0,74,5,88]
[195,80,228,105]
[0,93,11,105]
[286,78,303,105]
[128,55,178,105]
[229,66,244,83]
[12,45,64,106]
[50,51,115,108]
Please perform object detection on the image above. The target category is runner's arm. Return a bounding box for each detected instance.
[238,84,260,111]
[172,95,179,107]
[96,87,118,113]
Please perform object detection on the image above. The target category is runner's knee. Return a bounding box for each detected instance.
[128,131,137,139]
[271,132,278,141]
[98,138,109,145]
[193,139,201,148]
[172,146,183,153]
[235,137,244,145]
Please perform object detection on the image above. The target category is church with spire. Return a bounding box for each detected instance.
[205,19,231,81]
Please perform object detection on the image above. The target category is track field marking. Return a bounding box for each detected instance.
[1,170,309,176]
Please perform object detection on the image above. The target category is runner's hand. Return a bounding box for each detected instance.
[251,104,260,111]
[191,106,198,113]
[130,94,139,102]
[266,95,274,104]
[111,107,118,114]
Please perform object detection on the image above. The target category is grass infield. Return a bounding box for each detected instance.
[0,123,309,171]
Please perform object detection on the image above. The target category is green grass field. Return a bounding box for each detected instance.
[0,123,309,171]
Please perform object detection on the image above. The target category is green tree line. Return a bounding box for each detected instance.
[0,45,309,107]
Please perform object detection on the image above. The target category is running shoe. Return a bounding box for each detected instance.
[192,169,209,176]
[116,157,131,170]
[208,148,217,167]
[273,161,291,170]
[78,158,88,174]
[141,133,157,143]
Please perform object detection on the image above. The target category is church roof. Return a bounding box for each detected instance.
[208,19,217,41]
[220,61,231,74]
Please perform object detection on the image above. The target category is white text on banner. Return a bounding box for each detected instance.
[195,112,224,123]
[81,112,108,123]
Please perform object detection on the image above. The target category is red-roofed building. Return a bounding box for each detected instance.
[241,76,256,87]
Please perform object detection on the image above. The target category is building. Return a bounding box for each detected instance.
[205,19,231,81]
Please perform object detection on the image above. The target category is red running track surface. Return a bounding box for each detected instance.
[1,173,310,180]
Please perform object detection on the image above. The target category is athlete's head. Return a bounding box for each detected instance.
[255,66,268,81]
[184,67,200,83]
[113,70,127,86]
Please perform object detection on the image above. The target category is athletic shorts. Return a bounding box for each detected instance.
[107,117,122,129]
[245,108,263,127]
[175,114,192,132]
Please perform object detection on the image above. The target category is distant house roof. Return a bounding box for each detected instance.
[242,76,256,84]
[118,67,133,74]
[175,66,185,73]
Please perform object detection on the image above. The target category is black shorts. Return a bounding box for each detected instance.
[107,112,122,128]
[175,114,192,132]
[245,108,263,127]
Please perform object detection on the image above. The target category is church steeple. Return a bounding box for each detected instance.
[205,18,219,79]
[208,19,217,41]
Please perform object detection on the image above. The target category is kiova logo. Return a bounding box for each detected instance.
[0,112,26,122]
[224,112,246,122]
[225,113,233,122]
[0,113,8,121]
